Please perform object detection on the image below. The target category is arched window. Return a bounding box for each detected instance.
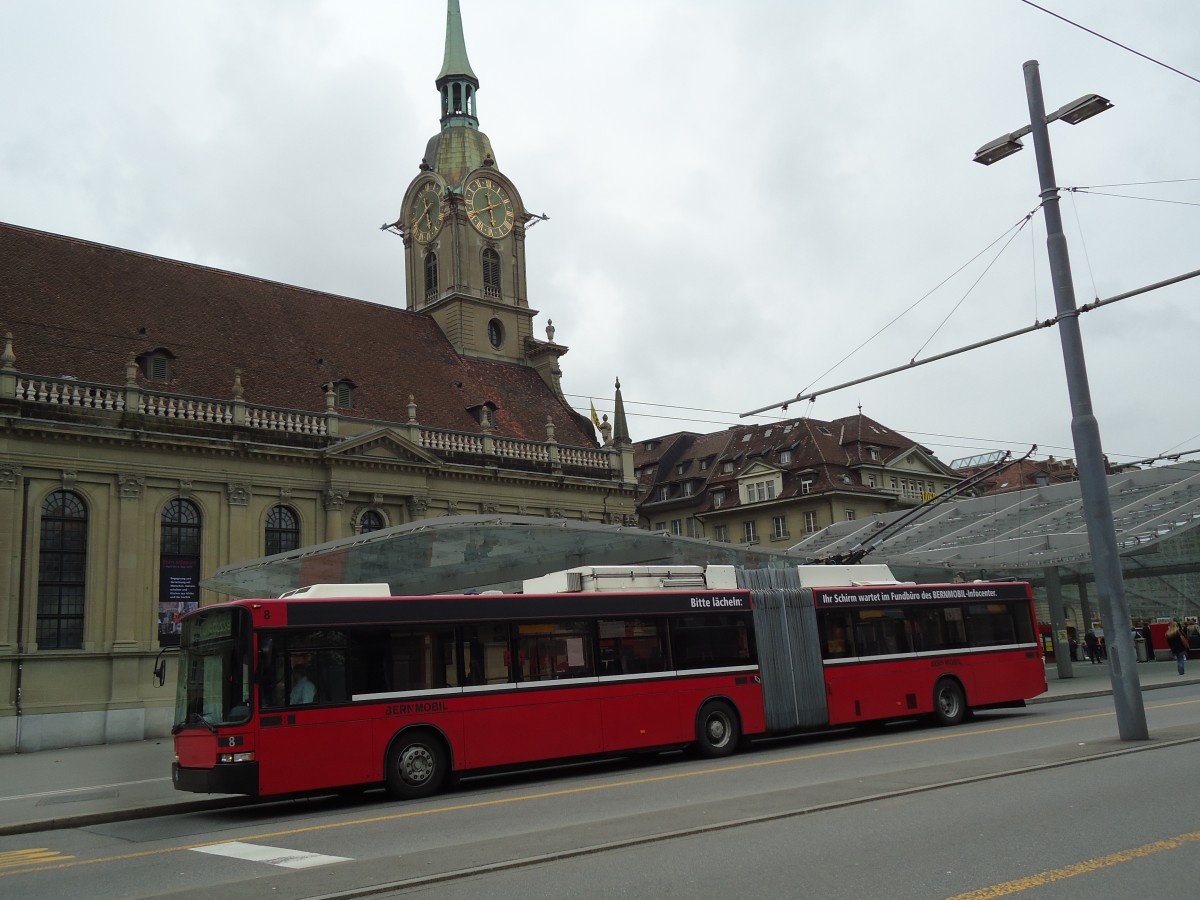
[424,252,439,304]
[160,498,201,647]
[482,248,501,298]
[265,505,300,556]
[38,490,88,649]
[360,510,385,534]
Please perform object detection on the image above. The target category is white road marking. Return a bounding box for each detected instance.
[192,841,351,869]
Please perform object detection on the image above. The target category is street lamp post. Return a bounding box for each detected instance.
[975,60,1148,740]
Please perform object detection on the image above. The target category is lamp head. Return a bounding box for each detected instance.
[973,136,1024,166]
[1054,93,1113,125]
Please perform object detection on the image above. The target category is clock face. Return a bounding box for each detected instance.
[464,177,515,239]
[410,182,445,243]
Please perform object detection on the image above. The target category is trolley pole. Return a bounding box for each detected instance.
[1020,60,1147,739]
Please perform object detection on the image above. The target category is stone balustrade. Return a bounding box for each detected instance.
[7,372,617,475]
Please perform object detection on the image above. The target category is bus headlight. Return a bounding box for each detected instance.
[217,751,255,764]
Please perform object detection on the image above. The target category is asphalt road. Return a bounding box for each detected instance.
[3,682,1199,899]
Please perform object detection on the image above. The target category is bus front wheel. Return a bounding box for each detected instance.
[932,678,967,726]
[385,730,447,800]
[694,700,739,758]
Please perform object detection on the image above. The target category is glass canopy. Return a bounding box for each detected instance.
[202,514,802,599]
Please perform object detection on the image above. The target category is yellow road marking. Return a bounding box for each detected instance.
[0,848,74,869]
[3,698,1197,880]
[947,829,1200,898]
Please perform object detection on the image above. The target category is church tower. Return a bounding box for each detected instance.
[392,0,565,393]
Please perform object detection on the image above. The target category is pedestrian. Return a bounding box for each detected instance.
[1165,620,1190,676]
[1140,622,1154,662]
[1084,628,1100,664]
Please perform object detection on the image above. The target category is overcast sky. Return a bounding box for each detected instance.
[3,1,1198,468]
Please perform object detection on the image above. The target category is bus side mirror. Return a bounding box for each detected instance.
[152,648,171,687]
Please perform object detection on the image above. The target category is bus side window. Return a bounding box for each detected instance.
[285,629,348,706]
[387,626,459,692]
[670,613,754,670]
[461,622,512,685]
[517,620,595,681]
[598,618,668,675]
[819,610,854,659]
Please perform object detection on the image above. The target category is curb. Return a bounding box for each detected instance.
[0,795,254,837]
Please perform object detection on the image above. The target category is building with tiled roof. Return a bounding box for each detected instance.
[635,413,960,548]
[0,1,635,752]
[949,452,1088,496]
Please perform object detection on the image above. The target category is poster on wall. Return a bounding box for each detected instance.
[159,556,201,646]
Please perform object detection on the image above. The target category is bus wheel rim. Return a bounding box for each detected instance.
[400,744,434,785]
[707,715,729,746]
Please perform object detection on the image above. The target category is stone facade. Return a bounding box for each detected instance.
[0,0,636,752]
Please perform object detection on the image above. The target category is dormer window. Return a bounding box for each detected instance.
[138,348,175,384]
[780,450,792,464]
[325,379,356,409]
[722,461,734,474]
[467,401,499,427]
[657,485,671,502]
[868,446,881,461]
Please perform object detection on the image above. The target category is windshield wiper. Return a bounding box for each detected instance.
[172,712,218,735]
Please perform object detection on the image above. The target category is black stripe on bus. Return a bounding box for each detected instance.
[283,591,752,627]
[812,583,1029,608]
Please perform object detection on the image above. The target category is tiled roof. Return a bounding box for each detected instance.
[0,222,595,445]
[634,413,952,515]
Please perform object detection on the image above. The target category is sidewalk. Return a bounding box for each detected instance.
[1,659,1196,836]
[1035,654,1200,702]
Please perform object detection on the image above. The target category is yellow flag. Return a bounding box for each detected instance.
[589,401,601,428]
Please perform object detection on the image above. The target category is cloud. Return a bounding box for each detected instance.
[2,0,1197,465]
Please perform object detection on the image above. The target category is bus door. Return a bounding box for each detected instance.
[256,631,373,795]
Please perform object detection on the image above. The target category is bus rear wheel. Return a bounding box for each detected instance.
[932,678,967,726]
[385,730,447,800]
[694,700,739,758]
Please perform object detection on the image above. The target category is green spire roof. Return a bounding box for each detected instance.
[438,0,477,82]
[425,0,495,186]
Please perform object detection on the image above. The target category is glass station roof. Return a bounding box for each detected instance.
[788,460,1200,576]
[202,514,801,599]
[202,464,1200,605]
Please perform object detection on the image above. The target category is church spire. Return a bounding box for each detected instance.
[437,0,480,130]
[612,378,631,447]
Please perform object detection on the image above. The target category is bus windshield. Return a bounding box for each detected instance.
[173,607,252,732]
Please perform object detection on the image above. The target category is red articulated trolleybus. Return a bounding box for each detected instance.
[168,564,1046,800]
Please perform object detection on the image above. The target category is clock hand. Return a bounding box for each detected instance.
[414,198,431,227]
